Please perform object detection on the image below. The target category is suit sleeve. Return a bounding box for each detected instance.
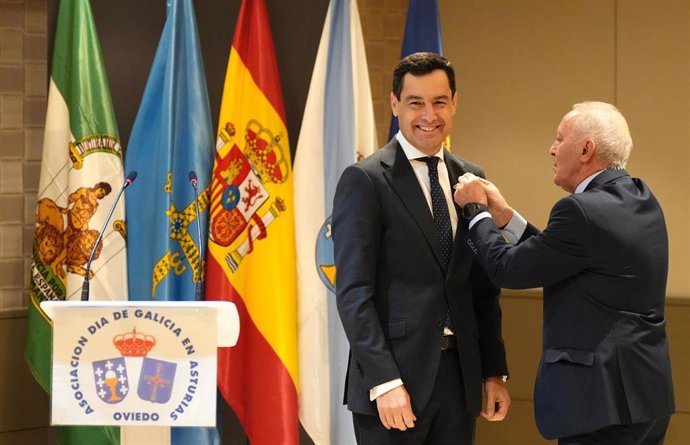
[469,195,590,289]
[471,259,509,378]
[465,164,509,377]
[332,165,400,390]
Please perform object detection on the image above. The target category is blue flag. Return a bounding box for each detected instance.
[124,0,217,443]
[388,0,443,140]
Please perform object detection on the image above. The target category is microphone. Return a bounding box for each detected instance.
[189,170,204,301]
[81,171,138,301]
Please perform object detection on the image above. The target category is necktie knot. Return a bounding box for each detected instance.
[419,156,440,169]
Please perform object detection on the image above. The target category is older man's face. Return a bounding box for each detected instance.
[549,113,585,193]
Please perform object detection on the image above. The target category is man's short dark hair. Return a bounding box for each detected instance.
[392,52,456,100]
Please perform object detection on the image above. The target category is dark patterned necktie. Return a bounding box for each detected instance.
[420,156,455,332]
[420,156,452,269]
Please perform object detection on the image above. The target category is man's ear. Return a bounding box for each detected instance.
[581,139,596,162]
[450,91,458,115]
[390,91,399,117]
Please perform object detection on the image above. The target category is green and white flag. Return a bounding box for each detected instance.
[25,0,127,443]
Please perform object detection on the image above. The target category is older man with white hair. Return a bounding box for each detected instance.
[454,102,675,445]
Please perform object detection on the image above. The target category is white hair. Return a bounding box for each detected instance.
[568,101,633,169]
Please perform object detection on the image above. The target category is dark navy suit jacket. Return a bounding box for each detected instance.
[332,139,508,417]
[466,169,675,439]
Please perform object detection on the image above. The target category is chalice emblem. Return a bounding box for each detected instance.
[104,369,121,402]
[93,357,129,404]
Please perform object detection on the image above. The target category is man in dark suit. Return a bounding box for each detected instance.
[332,52,510,445]
[454,101,675,444]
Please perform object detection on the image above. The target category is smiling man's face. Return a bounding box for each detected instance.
[390,69,457,156]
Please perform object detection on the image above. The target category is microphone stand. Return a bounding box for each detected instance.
[189,172,204,301]
[81,173,136,301]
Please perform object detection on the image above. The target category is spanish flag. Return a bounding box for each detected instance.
[205,0,298,443]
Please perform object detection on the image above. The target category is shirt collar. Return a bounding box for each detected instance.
[575,169,605,194]
[395,131,445,163]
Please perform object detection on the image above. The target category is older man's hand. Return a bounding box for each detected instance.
[454,173,488,207]
[454,174,514,227]
[453,173,489,207]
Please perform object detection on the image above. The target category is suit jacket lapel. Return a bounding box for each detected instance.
[381,141,445,270]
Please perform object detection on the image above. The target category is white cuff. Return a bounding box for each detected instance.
[501,211,527,244]
[370,378,404,401]
[468,211,492,230]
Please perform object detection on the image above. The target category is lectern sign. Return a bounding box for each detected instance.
[48,303,218,426]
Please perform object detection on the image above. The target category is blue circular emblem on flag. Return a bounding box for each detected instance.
[221,185,240,211]
[315,216,335,293]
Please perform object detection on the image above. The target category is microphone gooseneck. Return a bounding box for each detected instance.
[81,171,138,302]
[189,170,204,301]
